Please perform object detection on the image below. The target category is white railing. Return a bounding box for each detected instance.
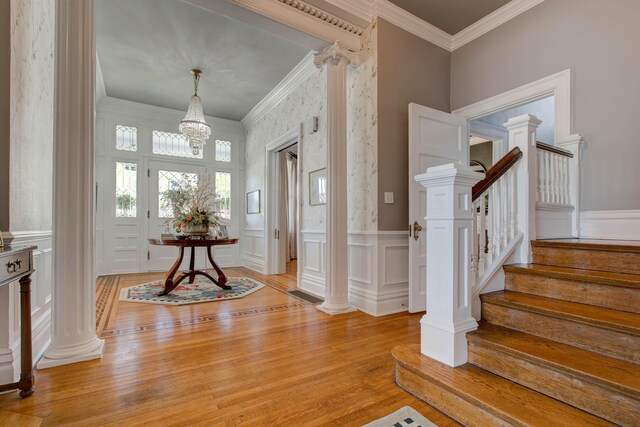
[536,142,572,206]
[472,155,523,293]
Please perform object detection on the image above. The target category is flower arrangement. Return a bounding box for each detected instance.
[161,174,225,235]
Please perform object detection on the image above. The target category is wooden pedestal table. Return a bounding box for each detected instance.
[148,238,239,296]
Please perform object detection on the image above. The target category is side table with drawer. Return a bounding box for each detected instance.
[0,245,36,397]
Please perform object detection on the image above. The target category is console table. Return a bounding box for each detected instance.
[148,238,239,296]
[0,245,36,397]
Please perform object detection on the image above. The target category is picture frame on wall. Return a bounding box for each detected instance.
[309,168,327,206]
[216,224,229,239]
[247,190,261,214]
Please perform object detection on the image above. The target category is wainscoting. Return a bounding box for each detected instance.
[0,231,52,383]
[241,228,265,272]
[298,230,409,316]
[580,210,640,240]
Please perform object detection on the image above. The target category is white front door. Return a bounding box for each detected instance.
[147,160,207,271]
[408,103,469,312]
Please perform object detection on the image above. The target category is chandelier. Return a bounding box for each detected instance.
[179,69,211,156]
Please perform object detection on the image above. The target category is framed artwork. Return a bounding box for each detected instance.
[309,168,327,206]
[247,190,261,214]
[216,224,229,239]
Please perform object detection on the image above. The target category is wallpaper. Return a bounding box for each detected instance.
[9,0,55,231]
[244,22,379,233]
[244,66,327,231]
[347,20,378,231]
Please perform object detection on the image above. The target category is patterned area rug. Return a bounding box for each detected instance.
[362,407,436,427]
[119,277,265,306]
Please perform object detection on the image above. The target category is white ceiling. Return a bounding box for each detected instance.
[96,0,311,121]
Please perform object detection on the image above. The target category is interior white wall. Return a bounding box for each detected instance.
[95,96,245,275]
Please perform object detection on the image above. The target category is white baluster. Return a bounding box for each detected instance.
[471,200,480,279]
[509,168,517,239]
[479,192,487,276]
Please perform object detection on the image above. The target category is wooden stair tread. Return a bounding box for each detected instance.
[504,264,640,288]
[393,344,614,426]
[533,238,640,253]
[481,291,640,334]
[468,324,640,397]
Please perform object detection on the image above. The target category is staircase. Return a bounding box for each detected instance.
[393,239,640,426]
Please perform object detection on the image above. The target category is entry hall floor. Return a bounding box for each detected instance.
[0,267,457,426]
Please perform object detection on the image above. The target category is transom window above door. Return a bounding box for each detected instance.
[115,125,137,152]
[152,130,203,159]
[215,140,231,162]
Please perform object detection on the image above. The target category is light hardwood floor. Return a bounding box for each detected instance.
[0,267,456,426]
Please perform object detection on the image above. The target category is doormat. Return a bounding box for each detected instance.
[119,277,265,306]
[362,406,437,427]
[287,290,323,304]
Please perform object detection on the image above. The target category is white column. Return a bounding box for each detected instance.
[314,42,361,315]
[504,114,541,264]
[415,164,483,367]
[557,134,584,237]
[38,0,104,369]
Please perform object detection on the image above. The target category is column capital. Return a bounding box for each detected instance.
[503,114,542,130]
[314,40,364,69]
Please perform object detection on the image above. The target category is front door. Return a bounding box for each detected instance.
[408,103,469,312]
[147,160,207,271]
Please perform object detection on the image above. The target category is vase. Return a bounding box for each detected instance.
[183,223,210,236]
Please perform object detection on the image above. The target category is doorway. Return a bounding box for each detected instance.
[279,145,299,282]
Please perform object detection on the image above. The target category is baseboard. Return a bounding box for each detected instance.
[349,287,408,317]
[299,273,325,298]
[241,255,264,273]
[580,210,640,240]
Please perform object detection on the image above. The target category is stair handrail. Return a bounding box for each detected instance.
[535,141,573,158]
[472,147,522,202]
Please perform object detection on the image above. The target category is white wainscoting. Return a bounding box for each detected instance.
[536,203,575,239]
[580,210,640,240]
[241,229,265,273]
[298,230,410,316]
[299,230,326,298]
[0,231,52,383]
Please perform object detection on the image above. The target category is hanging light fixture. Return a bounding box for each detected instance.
[179,69,211,156]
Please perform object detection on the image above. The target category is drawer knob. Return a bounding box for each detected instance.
[6,259,22,274]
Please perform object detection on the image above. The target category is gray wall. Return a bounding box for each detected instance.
[470,141,493,171]
[0,2,9,231]
[451,0,640,211]
[377,18,450,230]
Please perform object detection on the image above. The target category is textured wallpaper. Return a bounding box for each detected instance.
[245,66,327,231]
[9,0,54,231]
[245,22,379,233]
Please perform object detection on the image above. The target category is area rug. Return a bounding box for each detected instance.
[362,406,437,427]
[119,277,265,306]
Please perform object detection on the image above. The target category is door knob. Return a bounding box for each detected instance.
[413,221,423,241]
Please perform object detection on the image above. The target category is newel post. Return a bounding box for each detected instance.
[504,114,541,263]
[415,164,484,367]
[557,134,584,237]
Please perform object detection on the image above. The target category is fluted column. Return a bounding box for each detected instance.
[38,0,104,368]
[314,42,361,315]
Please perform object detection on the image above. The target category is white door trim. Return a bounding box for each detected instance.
[453,69,572,142]
[264,125,303,275]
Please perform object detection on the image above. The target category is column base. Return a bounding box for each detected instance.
[317,302,357,316]
[420,314,477,367]
[37,336,105,369]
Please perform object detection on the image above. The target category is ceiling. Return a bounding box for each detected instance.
[96,0,311,121]
[387,0,511,35]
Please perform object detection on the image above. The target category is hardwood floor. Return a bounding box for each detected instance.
[0,267,456,426]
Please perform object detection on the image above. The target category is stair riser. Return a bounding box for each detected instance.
[394,365,512,427]
[482,303,640,363]
[468,342,640,426]
[505,272,640,314]
[532,246,640,275]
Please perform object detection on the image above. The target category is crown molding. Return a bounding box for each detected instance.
[241,51,317,129]
[320,0,546,51]
[229,0,362,50]
[450,0,546,50]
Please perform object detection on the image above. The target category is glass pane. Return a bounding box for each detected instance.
[115,162,137,217]
[158,170,198,218]
[116,125,137,151]
[215,140,231,162]
[214,172,231,219]
[152,130,203,159]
